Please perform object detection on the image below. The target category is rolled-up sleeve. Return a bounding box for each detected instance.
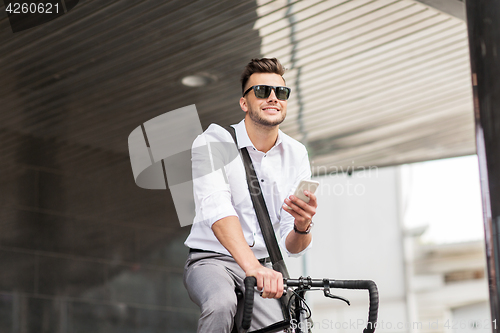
[279,150,313,257]
[191,128,238,227]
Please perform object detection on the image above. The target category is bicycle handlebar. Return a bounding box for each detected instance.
[242,276,379,333]
[243,276,257,331]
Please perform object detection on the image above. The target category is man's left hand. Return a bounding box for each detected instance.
[283,190,317,231]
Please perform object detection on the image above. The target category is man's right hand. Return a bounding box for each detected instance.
[246,265,284,299]
[211,216,284,299]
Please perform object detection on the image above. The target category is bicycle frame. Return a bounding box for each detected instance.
[241,276,379,333]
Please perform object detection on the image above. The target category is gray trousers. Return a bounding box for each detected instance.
[183,251,285,333]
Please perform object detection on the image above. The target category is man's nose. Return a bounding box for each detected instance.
[267,89,279,102]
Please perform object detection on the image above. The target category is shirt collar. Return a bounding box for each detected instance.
[232,119,283,151]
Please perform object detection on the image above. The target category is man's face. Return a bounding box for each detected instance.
[240,73,287,127]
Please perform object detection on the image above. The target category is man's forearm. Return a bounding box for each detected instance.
[211,215,261,273]
[285,230,312,254]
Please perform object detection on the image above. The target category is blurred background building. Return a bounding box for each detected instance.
[0,0,486,332]
[285,156,489,333]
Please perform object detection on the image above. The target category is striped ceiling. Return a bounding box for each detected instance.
[256,0,474,173]
[0,0,474,175]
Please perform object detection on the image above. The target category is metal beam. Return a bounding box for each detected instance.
[465,0,500,326]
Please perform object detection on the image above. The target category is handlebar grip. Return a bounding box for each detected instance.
[330,280,379,333]
[242,276,257,331]
[365,281,379,333]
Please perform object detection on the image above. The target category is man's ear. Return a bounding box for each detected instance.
[239,97,248,113]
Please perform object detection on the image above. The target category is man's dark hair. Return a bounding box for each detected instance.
[240,58,286,94]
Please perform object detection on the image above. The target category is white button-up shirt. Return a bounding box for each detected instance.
[184,119,312,259]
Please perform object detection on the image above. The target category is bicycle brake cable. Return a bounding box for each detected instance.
[286,288,312,320]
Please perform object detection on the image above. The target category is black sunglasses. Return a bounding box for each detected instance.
[243,85,291,101]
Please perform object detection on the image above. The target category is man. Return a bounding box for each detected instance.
[183,58,317,332]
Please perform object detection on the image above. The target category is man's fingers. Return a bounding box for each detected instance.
[288,193,317,221]
[284,197,305,214]
[277,276,284,298]
[269,277,276,295]
[284,199,312,222]
[288,195,307,210]
[253,268,284,299]
[262,275,271,298]
[284,207,310,225]
[256,275,264,293]
[305,191,318,207]
[282,203,302,220]
[286,195,315,215]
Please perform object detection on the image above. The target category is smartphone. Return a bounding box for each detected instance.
[283,180,320,211]
[293,179,319,203]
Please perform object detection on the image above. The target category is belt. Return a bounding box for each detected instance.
[258,257,272,264]
[189,248,219,254]
[189,248,271,265]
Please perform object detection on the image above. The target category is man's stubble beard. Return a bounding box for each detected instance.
[247,105,286,127]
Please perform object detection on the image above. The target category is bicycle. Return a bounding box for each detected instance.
[240,276,379,333]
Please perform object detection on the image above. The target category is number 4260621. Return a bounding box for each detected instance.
[444,319,497,330]
[5,2,60,15]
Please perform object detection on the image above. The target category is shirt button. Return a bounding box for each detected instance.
[261,179,264,182]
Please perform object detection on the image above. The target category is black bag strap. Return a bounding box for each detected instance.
[225,125,292,324]
[224,125,290,278]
